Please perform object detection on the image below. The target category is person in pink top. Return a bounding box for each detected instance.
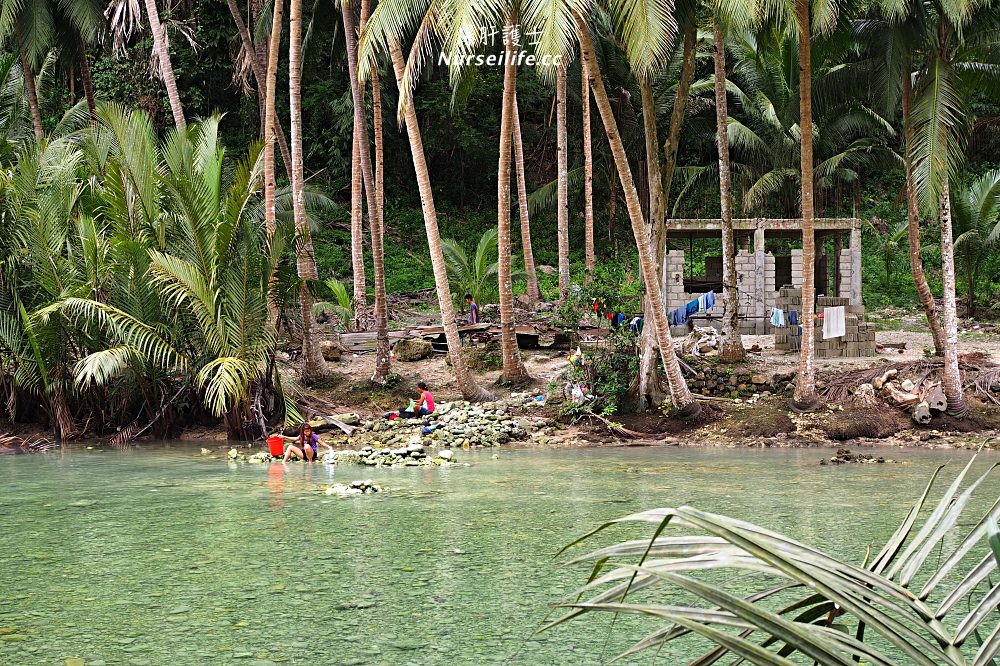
[414,381,435,415]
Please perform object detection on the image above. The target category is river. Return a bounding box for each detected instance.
[1,445,996,665]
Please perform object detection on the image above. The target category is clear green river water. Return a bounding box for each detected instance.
[1,445,997,665]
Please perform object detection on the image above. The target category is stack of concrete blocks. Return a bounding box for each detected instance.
[773,290,876,357]
[664,250,689,336]
[791,249,803,288]
[838,248,853,300]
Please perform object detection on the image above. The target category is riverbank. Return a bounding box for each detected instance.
[7,318,1000,451]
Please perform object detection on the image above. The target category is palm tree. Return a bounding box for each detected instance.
[576,12,699,418]
[382,37,494,401]
[906,0,997,416]
[901,60,946,354]
[556,63,570,302]
[635,17,698,410]
[263,0,284,241]
[582,51,595,275]
[0,0,105,138]
[289,0,329,383]
[713,16,745,362]
[512,93,541,305]
[497,20,530,384]
[143,0,185,131]
[341,0,390,384]
[953,169,1000,317]
[224,0,293,171]
[792,0,819,410]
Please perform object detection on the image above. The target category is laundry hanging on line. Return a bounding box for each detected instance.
[823,306,846,339]
[770,307,785,327]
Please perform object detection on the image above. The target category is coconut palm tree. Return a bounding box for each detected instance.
[263,0,284,241]
[289,0,329,383]
[513,94,541,305]
[575,11,699,418]
[792,0,818,409]
[712,15,745,362]
[906,0,1000,416]
[497,18,531,384]
[341,0,390,384]
[385,38,495,400]
[556,62,570,302]
[142,0,185,131]
[582,50,595,275]
[0,0,105,138]
[635,14,699,410]
[224,0,293,171]
[953,169,1000,317]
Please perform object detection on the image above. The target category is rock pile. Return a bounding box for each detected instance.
[688,367,791,399]
[347,401,539,451]
[330,443,454,467]
[325,480,382,495]
[820,448,896,465]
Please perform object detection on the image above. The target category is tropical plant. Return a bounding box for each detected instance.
[870,216,910,294]
[315,276,354,330]
[554,454,1000,665]
[441,228,503,309]
[953,168,1000,317]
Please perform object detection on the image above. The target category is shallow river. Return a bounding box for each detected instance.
[1,445,997,665]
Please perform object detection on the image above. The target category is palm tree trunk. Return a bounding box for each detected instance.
[901,66,946,356]
[635,76,668,409]
[388,40,495,401]
[662,23,697,202]
[512,95,541,305]
[350,132,368,327]
[373,67,385,263]
[792,0,818,409]
[225,0,293,171]
[143,0,186,131]
[938,181,967,415]
[263,0,284,240]
[582,51,595,275]
[289,0,328,383]
[498,25,530,385]
[263,0,284,322]
[556,64,570,302]
[77,38,97,122]
[341,1,390,383]
[714,18,745,363]
[576,14,698,417]
[636,22,697,410]
[16,26,43,140]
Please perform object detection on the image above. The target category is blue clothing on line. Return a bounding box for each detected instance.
[788,309,799,326]
[705,291,716,310]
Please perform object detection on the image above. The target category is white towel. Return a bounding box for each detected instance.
[823,306,846,339]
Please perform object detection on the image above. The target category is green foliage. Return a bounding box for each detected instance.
[315,276,353,330]
[554,456,1000,665]
[441,228,501,307]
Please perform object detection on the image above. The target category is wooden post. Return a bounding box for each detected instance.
[850,219,862,305]
[754,221,766,333]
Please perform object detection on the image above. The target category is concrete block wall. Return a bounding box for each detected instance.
[791,249,803,288]
[665,250,686,311]
[838,248,853,300]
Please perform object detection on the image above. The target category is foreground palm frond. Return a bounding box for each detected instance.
[552,455,1000,665]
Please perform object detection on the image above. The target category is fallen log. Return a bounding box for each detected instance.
[872,368,898,390]
[884,383,920,407]
[912,401,932,425]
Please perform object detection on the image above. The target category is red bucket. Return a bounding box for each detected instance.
[266,436,284,457]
